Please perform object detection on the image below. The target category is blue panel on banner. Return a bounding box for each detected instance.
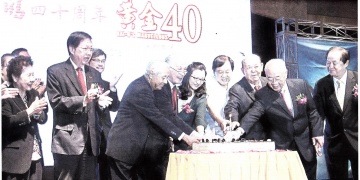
[295,38,358,88]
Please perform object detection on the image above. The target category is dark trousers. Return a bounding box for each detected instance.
[2,159,43,180]
[53,139,97,180]
[98,132,111,180]
[109,135,171,180]
[325,134,358,180]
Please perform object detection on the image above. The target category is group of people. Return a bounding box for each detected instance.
[1,30,357,180]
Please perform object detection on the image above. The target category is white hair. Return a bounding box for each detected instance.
[264,58,286,73]
[242,54,261,67]
[145,60,169,76]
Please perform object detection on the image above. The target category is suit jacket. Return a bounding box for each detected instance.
[106,76,193,164]
[224,77,268,140]
[313,70,358,152]
[2,89,47,174]
[47,59,104,156]
[241,79,323,162]
[154,83,197,135]
[97,80,119,139]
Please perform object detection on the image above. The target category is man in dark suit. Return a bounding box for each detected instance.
[233,59,324,180]
[89,48,121,180]
[46,31,113,180]
[154,53,191,152]
[224,54,268,140]
[106,60,200,180]
[313,46,358,180]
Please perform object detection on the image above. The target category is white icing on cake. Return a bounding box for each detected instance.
[192,140,275,153]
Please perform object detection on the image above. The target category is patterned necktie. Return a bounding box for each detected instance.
[172,86,178,113]
[76,67,87,95]
[281,88,293,117]
[254,85,261,91]
[336,80,344,110]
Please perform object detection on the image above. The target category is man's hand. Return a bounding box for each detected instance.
[36,84,46,96]
[312,136,324,156]
[182,134,201,147]
[190,131,203,139]
[1,86,19,99]
[32,78,46,95]
[230,121,240,130]
[219,119,231,134]
[98,90,113,108]
[109,73,123,92]
[84,88,99,104]
[223,127,245,142]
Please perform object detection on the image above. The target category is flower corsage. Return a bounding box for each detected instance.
[295,93,307,105]
[91,83,104,96]
[352,84,358,97]
[183,103,194,114]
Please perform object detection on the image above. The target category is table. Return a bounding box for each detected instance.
[166,150,307,180]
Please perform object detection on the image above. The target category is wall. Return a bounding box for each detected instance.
[251,0,357,26]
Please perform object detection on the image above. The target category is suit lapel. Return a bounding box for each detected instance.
[241,78,256,101]
[64,59,84,95]
[325,76,342,111]
[166,83,171,97]
[287,80,298,117]
[273,86,292,117]
[12,94,27,111]
[343,71,356,111]
[85,66,94,91]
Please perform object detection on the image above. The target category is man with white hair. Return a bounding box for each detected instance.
[106,60,200,180]
[233,59,324,180]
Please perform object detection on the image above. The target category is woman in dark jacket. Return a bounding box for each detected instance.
[2,55,48,180]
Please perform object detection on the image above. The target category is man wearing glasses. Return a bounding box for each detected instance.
[47,31,113,180]
[89,48,121,180]
[153,53,202,165]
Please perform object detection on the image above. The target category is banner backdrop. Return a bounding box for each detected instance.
[295,38,358,88]
[0,0,251,165]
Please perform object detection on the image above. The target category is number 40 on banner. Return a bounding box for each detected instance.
[161,4,202,43]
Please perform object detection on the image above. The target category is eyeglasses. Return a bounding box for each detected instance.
[191,76,206,82]
[91,58,106,63]
[267,76,282,83]
[79,47,94,52]
[170,66,187,75]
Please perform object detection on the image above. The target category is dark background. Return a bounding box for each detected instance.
[251,0,357,64]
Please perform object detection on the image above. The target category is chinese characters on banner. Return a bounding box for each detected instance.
[1,0,251,166]
[3,0,203,43]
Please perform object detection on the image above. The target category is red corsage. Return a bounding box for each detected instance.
[183,103,194,114]
[91,83,104,95]
[295,93,307,105]
[353,84,358,97]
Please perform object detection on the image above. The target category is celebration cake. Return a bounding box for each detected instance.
[192,139,275,153]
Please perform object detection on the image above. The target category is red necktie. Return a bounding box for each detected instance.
[172,86,178,113]
[255,85,261,91]
[76,67,87,95]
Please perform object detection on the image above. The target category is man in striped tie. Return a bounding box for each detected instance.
[232,59,324,180]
